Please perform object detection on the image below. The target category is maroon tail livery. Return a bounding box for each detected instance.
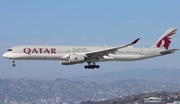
[152,28,177,50]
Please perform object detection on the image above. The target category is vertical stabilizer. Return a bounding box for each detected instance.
[151,28,177,50]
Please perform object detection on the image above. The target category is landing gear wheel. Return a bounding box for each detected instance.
[84,66,88,69]
[12,64,16,67]
[91,65,95,69]
[84,62,100,69]
[96,65,100,68]
[11,59,16,67]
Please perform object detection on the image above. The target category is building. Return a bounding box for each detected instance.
[144,97,165,104]
[167,101,180,104]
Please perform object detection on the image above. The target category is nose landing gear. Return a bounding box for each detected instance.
[11,59,16,67]
[84,62,100,69]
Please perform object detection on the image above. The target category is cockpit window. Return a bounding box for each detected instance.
[7,49,13,51]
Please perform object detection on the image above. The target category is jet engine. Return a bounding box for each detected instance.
[60,54,85,65]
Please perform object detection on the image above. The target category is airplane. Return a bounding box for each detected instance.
[2,27,179,69]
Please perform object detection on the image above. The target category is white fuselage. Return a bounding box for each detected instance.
[3,45,162,62]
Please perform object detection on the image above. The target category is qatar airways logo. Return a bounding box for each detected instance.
[23,48,56,55]
[156,29,176,50]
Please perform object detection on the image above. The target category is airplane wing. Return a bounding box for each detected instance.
[159,48,180,55]
[85,38,140,59]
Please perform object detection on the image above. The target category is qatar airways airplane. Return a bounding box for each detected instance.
[2,28,179,69]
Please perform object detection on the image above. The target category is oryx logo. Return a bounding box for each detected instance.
[74,57,78,60]
[156,29,176,50]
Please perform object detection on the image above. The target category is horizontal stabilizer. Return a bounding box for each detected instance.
[159,48,180,55]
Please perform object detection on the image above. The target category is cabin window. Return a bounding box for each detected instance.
[7,49,13,51]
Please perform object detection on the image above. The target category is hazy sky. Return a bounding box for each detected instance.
[0,0,180,79]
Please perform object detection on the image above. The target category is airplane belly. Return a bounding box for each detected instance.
[112,55,144,61]
[5,53,65,60]
[104,55,156,61]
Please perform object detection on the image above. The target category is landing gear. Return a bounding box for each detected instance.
[11,59,16,67]
[12,64,16,67]
[84,62,100,69]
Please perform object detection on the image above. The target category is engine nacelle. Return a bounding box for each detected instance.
[60,54,85,65]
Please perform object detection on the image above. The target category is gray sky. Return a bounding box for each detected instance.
[0,0,180,79]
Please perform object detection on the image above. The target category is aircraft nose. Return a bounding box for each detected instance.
[2,53,8,58]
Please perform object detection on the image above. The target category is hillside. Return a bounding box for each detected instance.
[0,78,180,103]
[69,69,180,83]
[80,91,180,104]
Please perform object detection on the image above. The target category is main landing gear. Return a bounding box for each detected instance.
[11,59,16,67]
[84,62,100,69]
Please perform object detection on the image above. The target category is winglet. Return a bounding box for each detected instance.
[131,38,140,44]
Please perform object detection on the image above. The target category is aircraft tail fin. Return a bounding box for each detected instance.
[151,27,177,50]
